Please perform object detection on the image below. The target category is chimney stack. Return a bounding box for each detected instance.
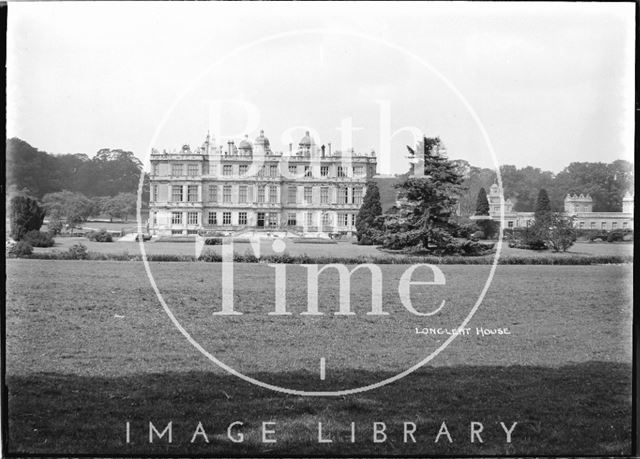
[327,142,332,156]
[289,143,293,154]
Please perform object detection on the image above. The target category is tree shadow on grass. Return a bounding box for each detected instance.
[5,361,632,457]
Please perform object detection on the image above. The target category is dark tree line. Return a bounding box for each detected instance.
[6,138,146,199]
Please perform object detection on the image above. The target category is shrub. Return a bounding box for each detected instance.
[8,240,33,257]
[198,250,222,262]
[9,196,46,241]
[66,243,89,259]
[23,230,55,247]
[588,230,609,242]
[86,230,113,242]
[471,231,485,240]
[204,237,222,245]
[452,223,479,239]
[476,219,500,239]
[47,219,63,236]
[607,230,626,243]
[357,228,384,246]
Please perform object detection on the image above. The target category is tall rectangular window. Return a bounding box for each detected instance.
[287,212,297,226]
[337,166,346,177]
[187,164,199,176]
[352,187,363,205]
[172,185,183,202]
[208,211,217,225]
[223,185,232,203]
[269,186,278,203]
[152,163,159,175]
[238,212,248,225]
[590,222,596,229]
[321,165,329,177]
[340,187,349,204]
[239,164,248,176]
[288,164,297,175]
[306,212,313,227]
[304,187,312,204]
[322,213,332,227]
[353,166,364,176]
[270,165,278,177]
[223,165,233,176]
[239,186,248,203]
[187,212,198,225]
[202,163,209,175]
[612,222,617,229]
[601,222,606,229]
[223,212,231,225]
[320,187,329,204]
[288,186,297,204]
[304,165,312,177]
[208,185,217,202]
[257,186,265,203]
[171,164,184,176]
[341,213,349,226]
[171,212,182,224]
[152,184,158,201]
[187,185,199,202]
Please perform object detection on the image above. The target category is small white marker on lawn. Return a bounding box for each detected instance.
[320,357,326,380]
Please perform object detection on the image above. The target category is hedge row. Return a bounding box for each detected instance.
[19,248,633,265]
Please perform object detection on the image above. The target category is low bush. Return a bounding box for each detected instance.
[607,230,631,243]
[23,230,55,247]
[475,219,500,239]
[471,231,485,240]
[8,241,33,257]
[66,243,89,260]
[451,223,479,239]
[204,237,222,245]
[86,230,113,242]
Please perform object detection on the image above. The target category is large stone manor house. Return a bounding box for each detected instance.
[148,131,377,237]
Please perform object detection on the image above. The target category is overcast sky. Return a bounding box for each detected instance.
[7,1,635,174]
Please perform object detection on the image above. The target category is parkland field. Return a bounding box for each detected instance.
[5,255,633,456]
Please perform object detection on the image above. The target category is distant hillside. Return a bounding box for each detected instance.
[6,138,147,200]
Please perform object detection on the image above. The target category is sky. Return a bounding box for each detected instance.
[6,1,635,174]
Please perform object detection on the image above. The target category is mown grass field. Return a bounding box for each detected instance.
[5,259,633,456]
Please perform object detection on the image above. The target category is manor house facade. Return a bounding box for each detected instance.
[486,183,634,230]
[148,131,377,237]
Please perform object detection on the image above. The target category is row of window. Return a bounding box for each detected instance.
[168,211,357,227]
[155,163,368,178]
[156,184,364,205]
[506,220,629,229]
[578,221,628,229]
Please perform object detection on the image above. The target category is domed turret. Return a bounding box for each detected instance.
[238,135,253,155]
[299,131,314,148]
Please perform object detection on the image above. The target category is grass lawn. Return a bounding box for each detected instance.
[4,259,633,455]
